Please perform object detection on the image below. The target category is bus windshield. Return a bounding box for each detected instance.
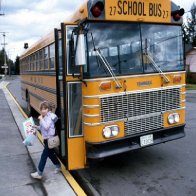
[84,22,184,78]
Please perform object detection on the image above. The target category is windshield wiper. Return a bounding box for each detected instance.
[96,48,122,89]
[91,33,122,89]
[144,51,170,83]
[144,38,170,83]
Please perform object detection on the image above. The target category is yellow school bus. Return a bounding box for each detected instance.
[20,0,186,170]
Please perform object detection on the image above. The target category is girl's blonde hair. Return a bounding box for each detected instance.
[39,101,52,111]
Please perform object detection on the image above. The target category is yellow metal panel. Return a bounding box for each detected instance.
[181,94,186,101]
[82,73,186,97]
[67,138,85,170]
[84,121,124,143]
[83,116,100,124]
[164,110,185,128]
[83,97,100,105]
[83,107,100,115]
[181,102,186,108]
[68,1,88,23]
[105,0,171,23]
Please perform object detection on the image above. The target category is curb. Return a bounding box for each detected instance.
[71,171,101,196]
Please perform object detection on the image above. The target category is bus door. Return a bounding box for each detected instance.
[54,24,85,170]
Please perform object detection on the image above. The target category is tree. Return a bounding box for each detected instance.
[183,3,196,46]
[0,49,4,74]
[0,49,17,75]
[14,56,20,75]
[0,49,8,75]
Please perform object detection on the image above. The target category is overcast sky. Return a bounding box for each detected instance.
[0,0,195,61]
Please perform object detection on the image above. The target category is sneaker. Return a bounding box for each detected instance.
[54,167,61,174]
[31,172,42,179]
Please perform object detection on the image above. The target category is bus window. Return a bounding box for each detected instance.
[66,26,80,75]
[36,52,39,71]
[141,24,184,73]
[33,54,36,71]
[68,82,82,137]
[49,43,55,69]
[39,49,43,70]
[109,47,118,56]
[27,58,29,71]
[44,47,49,70]
[58,39,63,71]
[30,56,32,71]
[85,22,143,78]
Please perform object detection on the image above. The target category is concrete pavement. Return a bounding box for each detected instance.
[0,81,77,196]
[0,89,46,196]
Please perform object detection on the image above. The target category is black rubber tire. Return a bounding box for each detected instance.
[26,93,37,117]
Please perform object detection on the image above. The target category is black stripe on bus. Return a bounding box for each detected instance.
[21,80,56,95]
[22,87,57,111]
[21,70,56,76]
[21,87,44,101]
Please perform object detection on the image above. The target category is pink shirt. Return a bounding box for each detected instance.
[39,112,58,139]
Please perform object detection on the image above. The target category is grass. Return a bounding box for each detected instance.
[186,84,196,90]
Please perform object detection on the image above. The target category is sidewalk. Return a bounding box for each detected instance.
[0,82,77,196]
[0,89,46,195]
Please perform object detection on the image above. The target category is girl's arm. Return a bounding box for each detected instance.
[39,117,53,131]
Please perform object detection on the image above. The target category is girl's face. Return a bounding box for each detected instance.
[41,107,49,117]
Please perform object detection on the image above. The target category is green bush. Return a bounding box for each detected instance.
[186,73,196,84]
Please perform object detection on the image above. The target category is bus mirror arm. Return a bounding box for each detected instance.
[79,65,87,87]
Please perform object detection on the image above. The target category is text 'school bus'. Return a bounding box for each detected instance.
[20,0,186,170]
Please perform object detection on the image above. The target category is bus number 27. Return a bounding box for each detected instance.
[109,6,117,16]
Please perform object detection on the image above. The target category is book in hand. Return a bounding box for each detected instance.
[22,117,37,146]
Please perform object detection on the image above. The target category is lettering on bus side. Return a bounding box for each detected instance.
[109,0,168,19]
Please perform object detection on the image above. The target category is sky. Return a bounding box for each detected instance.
[0,0,195,61]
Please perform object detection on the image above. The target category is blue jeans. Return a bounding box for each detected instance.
[38,139,60,175]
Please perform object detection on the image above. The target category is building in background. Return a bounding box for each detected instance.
[186,46,196,83]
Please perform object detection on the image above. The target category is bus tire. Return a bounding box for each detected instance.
[26,91,36,117]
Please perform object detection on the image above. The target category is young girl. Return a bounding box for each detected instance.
[31,101,60,179]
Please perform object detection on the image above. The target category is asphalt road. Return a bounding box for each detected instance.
[8,76,196,196]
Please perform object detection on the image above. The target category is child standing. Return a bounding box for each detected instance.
[31,101,60,179]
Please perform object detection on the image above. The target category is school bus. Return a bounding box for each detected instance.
[20,0,185,170]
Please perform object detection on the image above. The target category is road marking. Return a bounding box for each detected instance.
[5,83,87,196]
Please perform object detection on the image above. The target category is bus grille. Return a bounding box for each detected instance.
[124,114,163,136]
[100,87,181,136]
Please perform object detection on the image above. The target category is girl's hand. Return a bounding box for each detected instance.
[32,125,39,129]
[38,115,43,120]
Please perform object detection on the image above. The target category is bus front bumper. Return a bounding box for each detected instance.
[86,125,185,159]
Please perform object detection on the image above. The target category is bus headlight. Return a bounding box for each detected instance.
[168,113,180,124]
[174,113,180,123]
[103,125,119,138]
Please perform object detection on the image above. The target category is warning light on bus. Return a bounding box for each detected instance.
[91,1,104,18]
[171,8,184,21]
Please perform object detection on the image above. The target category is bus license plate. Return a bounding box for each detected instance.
[140,134,153,147]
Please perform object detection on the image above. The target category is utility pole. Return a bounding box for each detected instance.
[0,32,8,77]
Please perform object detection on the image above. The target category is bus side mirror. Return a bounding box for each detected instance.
[74,33,86,66]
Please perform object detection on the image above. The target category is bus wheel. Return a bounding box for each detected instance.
[26,93,36,117]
